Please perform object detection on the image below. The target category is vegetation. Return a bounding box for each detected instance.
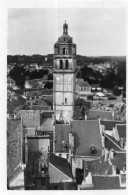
[8,55,126,96]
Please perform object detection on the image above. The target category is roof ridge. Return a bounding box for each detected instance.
[105,134,124,151]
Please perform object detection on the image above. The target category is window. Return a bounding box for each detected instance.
[66,60,68,69]
[60,60,63,69]
[63,48,65,55]
[65,98,67,104]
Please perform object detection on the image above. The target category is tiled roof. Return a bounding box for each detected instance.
[55,124,70,153]
[7,119,22,180]
[26,79,38,86]
[11,88,53,96]
[100,120,126,131]
[92,176,125,189]
[104,134,125,151]
[71,120,102,157]
[50,182,76,190]
[85,155,112,175]
[111,152,126,171]
[37,98,50,107]
[44,95,53,104]
[49,154,72,179]
[7,95,26,114]
[40,118,54,132]
[26,91,42,97]
[88,109,113,120]
[76,79,91,88]
[91,84,101,88]
[116,124,126,138]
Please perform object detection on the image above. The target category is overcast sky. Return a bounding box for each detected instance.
[8,8,126,56]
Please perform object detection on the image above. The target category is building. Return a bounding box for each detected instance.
[49,154,75,190]
[7,119,25,190]
[76,79,91,96]
[7,95,26,119]
[53,21,77,122]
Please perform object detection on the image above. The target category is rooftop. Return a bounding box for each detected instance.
[116,124,126,138]
[71,120,102,157]
[87,109,113,120]
[55,124,71,153]
[92,175,125,189]
[104,134,125,151]
[7,119,22,180]
[100,120,126,131]
[7,95,26,114]
[49,154,72,179]
[76,79,91,88]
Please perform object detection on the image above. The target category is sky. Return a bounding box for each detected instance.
[8,8,126,56]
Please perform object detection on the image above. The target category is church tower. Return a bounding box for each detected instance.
[53,21,77,123]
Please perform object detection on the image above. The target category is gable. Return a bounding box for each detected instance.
[49,163,72,183]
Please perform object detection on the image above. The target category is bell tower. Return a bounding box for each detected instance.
[53,21,77,123]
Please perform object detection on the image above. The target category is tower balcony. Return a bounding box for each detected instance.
[54,55,76,58]
[53,69,76,73]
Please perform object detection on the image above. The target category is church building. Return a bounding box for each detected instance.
[53,21,77,123]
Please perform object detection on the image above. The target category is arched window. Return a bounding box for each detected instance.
[66,60,68,69]
[63,48,65,55]
[60,60,63,69]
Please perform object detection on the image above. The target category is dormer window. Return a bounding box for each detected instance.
[90,144,97,154]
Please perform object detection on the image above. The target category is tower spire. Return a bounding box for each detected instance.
[63,20,68,35]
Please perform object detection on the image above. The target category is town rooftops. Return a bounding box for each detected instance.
[85,151,126,176]
[116,124,126,138]
[55,124,71,153]
[100,120,126,131]
[10,88,53,96]
[87,109,113,120]
[71,120,102,157]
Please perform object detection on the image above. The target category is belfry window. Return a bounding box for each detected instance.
[66,60,68,69]
[63,48,66,55]
[65,98,67,104]
[60,60,63,69]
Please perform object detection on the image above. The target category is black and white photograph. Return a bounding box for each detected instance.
[0,0,127,191]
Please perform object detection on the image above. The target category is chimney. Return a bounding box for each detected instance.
[83,161,88,181]
[109,148,115,159]
[123,163,126,173]
[120,138,124,148]
[112,109,115,120]
[112,165,116,175]
[104,148,109,162]
[85,113,87,120]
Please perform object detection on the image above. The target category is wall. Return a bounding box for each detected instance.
[27,137,50,153]
[21,110,41,128]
